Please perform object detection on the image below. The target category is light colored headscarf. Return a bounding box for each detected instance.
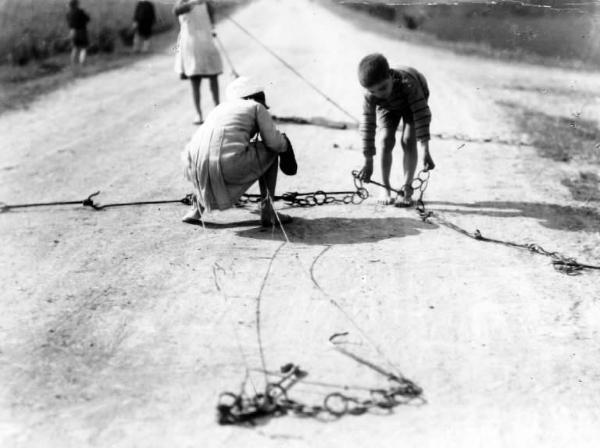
[226,76,264,100]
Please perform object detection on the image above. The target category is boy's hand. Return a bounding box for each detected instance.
[359,158,373,181]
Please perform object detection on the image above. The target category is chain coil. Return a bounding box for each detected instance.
[216,374,422,425]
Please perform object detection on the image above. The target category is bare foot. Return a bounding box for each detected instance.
[423,152,436,171]
[376,191,395,205]
[395,185,414,208]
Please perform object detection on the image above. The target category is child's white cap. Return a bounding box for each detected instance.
[226,76,264,100]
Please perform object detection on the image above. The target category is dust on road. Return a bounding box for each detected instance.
[1,0,600,447]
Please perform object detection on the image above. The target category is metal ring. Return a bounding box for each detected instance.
[304,196,317,206]
[345,397,368,415]
[218,392,240,408]
[266,383,288,404]
[353,175,364,190]
[313,191,327,205]
[324,392,348,416]
[370,389,395,408]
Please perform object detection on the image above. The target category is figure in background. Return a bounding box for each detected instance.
[66,0,90,68]
[133,1,156,53]
[173,0,223,125]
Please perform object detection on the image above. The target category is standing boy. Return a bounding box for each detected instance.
[357,53,435,206]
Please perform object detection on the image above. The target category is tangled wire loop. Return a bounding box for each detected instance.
[217,376,422,425]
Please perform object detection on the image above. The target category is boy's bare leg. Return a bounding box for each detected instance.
[78,49,87,65]
[378,130,396,205]
[400,123,418,205]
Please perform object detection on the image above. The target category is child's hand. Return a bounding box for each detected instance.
[359,159,373,181]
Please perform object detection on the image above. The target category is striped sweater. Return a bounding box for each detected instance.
[361,67,432,157]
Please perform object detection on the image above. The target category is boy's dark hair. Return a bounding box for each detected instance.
[358,53,390,87]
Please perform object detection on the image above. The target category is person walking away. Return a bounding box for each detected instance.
[132,1,156,53]
[66,0,90,70]
[357,53,435,206]
[180,77,295,227]
[173,0,223,125]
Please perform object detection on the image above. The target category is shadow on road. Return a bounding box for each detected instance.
[429,201,600,232]
[235,216,435,245]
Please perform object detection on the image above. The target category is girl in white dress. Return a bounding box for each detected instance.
[174,0,223,124]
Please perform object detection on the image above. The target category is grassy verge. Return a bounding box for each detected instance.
[321,0,600,70]
[0,1,247,116]
[0,29,174,115]
[498,101,600,203]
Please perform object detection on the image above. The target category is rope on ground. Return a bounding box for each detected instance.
[0,192,193,213]
[225,15,360,125]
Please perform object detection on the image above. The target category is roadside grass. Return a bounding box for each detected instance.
[0,1,247,116]
[325,0,600,70]
[0,0,176,65]
[0,32,175,115]
[498,100,600,202]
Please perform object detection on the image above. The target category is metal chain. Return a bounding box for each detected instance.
[410,174,600,275]
[217,364,422,425]
[237,172,369,207]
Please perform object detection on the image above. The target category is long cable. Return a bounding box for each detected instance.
[225,15,360,125]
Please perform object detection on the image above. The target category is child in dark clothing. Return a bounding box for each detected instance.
[66,0,90,67]
[133,1,156,53]
[357,53,435,206]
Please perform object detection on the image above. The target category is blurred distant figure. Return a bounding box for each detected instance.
[66,0,90,67]
[133,1,156,53]
[173,0,223,125]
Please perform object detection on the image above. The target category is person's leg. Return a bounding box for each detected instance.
[133,32,141,53]
[209,75,220,106]
[79,48,87,65]
[375,107,401,205]
[190,76,203,124]
[398,121,418,206]
[182,194,204,224]
[256,149,292,226]
[70,47,78,65]
[141,38,150,53]
[378,128,396,205]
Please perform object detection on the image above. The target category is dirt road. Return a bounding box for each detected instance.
[1,1,600,447]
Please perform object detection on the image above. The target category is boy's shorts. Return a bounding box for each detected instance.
[377,68,430,134]
[376,105,411,134]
